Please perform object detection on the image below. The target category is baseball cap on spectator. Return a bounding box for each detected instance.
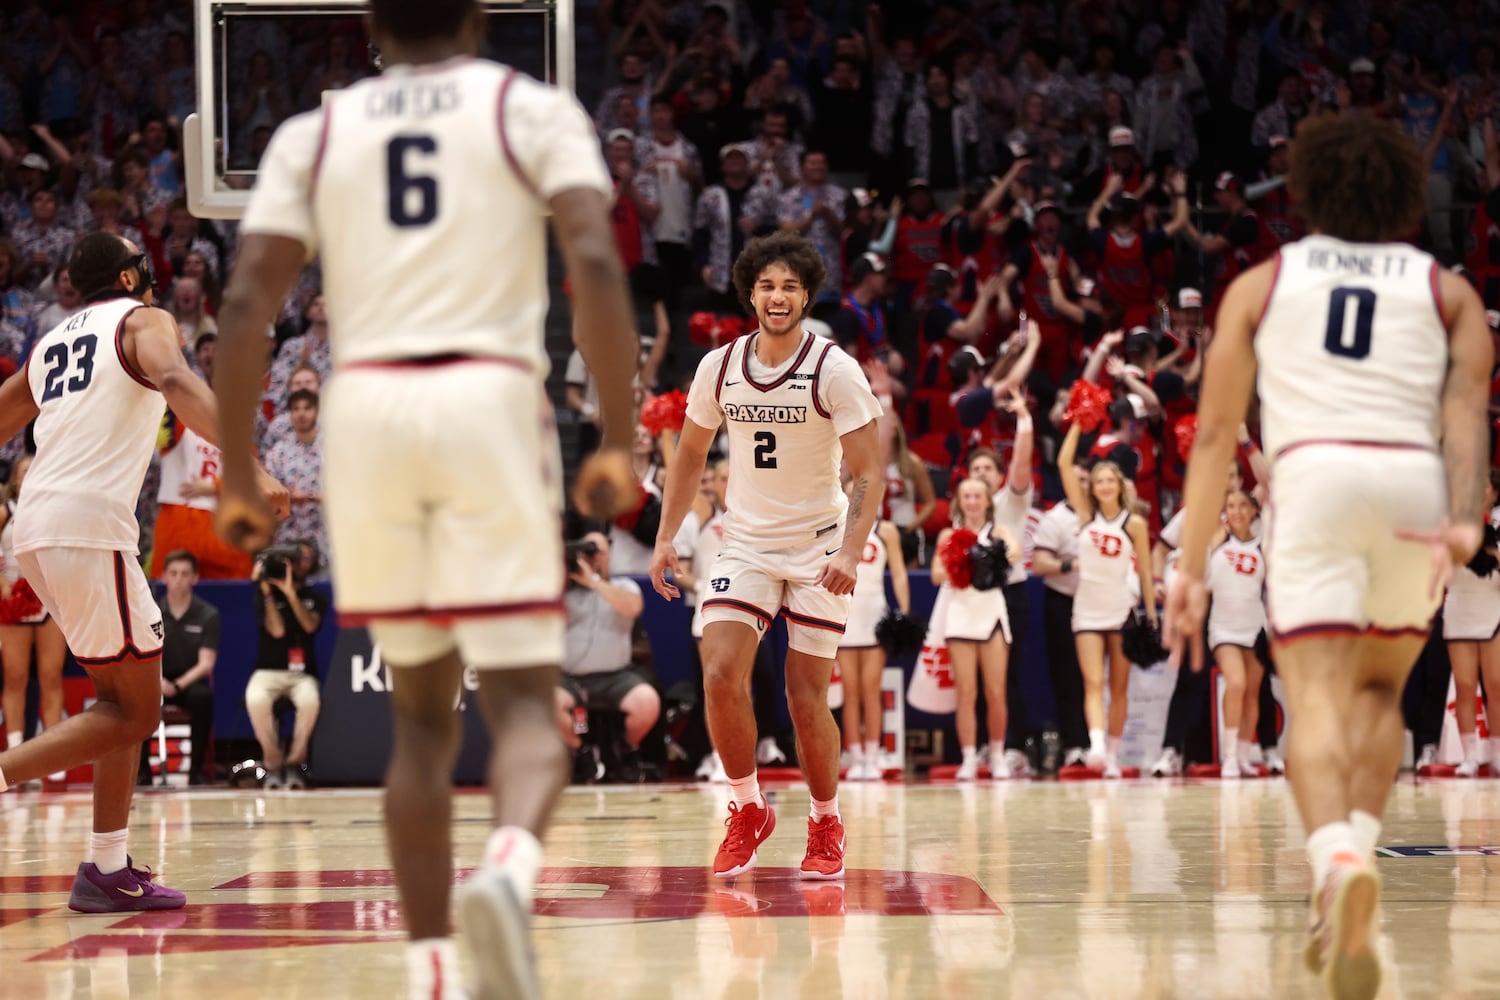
[1268,135,1289,150]
[926,262,958,295]
[907,177,932,192]
[1108,191,1139,215]
[1076,277,1097,298]
[1349,57,1376,76]
[1007,140,1030,159]
[1033,200,1062,219]
[948,345,985,382]
[849,252,886,283]
[850,187,875,208]
[1123,327,1156,358]
[719,142,750,162]
[1108,393,1149,425]
[1214,171,1242,194]
[18,153,49,172]
[1108,127,1135,148]
[607,128,634,144]
[1176,288,1203,310]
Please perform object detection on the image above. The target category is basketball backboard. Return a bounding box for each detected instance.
[185,0,572,219]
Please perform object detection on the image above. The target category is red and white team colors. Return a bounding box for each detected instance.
[242,58,612,667]
[841,523,889,649]
[1072,508,1134,632]
[1443,507,1500,641]
[1255,235,1448,640]
[1206,534,1266,651]
[685,331,882,658]
[17,298,165,662]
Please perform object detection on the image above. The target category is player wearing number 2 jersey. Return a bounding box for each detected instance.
[1167,113,1492,1000]
[650,232,884,883]
[0,233,286,911]
[213,3,641,998]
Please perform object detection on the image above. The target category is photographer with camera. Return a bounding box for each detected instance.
[559,532,660,773]
[244,540,327,788]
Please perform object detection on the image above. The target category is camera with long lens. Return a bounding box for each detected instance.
[565,539,599,589]
[257,544,303,581]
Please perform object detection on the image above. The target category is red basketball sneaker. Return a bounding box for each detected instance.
[713,796,776,878]
[800,815,846,880]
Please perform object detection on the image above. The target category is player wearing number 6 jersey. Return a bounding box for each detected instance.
[213,2,641,998]
[0,233,287,910]
[650,232,884,882]
[1166,112,1492,1000]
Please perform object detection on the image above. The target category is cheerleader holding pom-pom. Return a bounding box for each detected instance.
[1443,470,1500,777]
[1058,395,1157,778]
[932,478,1022,781]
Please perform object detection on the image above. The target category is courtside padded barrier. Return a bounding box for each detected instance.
[1058,764,1141,780]
[1417,763,1494,778]
[1185,763,1269,778]
[927,765,1033,781]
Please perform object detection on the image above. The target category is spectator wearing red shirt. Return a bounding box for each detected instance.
[1099,127,1148,195]
[1000,203,1078,386]
[1186,172,1278,321]
[912,265,1000,440]
[891,178,945,307]
[1257,135,1303,245]
[1086,171,1188,329]
[829,252,895,369]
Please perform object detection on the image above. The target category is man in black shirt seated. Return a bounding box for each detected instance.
[245,541,328,788]
[138,550,220,785]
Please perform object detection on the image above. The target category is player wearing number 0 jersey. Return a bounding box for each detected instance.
[0,233,287,914]
[1168,113,1492,1000]
[651,233,884,884]
[214,3,641,998]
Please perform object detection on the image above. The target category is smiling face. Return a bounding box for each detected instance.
[1090,463,1122,507]
[955,479,992,523]
[750,261,809,338]
[967,454,1001,492]
[1224,491,1256,534]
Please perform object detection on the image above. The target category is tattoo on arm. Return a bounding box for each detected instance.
[843,478,869,547]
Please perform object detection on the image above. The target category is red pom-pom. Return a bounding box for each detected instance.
[0,578,44,624]
[640,390,688,437]
[688,312,718,347]
[612,481,650,531]
[1064,381,1110,432]
[939,527,979,590]
[1174,413,1198,457]
[718,316,746,344]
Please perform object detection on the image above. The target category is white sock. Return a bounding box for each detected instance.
[862,740,879,761]
[1237,738,1254,765]
[1106,735,1121,762]
[1306,821,1361,886]
[1462,732,1480,763]
[961,745,978,764]
[989,741,1006,766]
[1089,729,1106,755]
[6,732,20,750]
[727,771,761,810]
[1350,810,1382,862]
[483,826,541,900]
[406,938,463,1000]
[810,795,839,822]
[89,828,129,875]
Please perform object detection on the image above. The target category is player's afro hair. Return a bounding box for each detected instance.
[369,0,477,43]
[731,231,827,317]
[1288,110,1426,244]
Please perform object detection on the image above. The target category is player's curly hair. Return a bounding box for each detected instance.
[369,0,477,43]
[1288,111,1426,243]
[731,232,827,317]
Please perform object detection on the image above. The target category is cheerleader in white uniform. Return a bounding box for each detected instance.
[836,516,910,781]
[0,457,67,780]
[1443,472,1500,777]
[1059,422,1156,777]
[933,478,1021,780]
[1206,490,1268,779]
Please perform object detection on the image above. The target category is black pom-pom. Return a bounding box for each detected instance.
[875,610,927,658]
[1468,523,1500,578]
[1121,609,1167,665]
[968,537,1011,591]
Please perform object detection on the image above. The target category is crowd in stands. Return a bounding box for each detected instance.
[0,0,1498,781]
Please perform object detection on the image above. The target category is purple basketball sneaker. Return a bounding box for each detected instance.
[68,860,186,913]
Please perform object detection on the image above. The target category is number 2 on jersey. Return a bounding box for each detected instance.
[40,334,98,402]
[387,135,438,227]
[754,431,777,469]
[1323,287,1375,360]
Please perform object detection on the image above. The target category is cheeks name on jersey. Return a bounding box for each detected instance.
[722,402,807,424]
[366,81,462,119]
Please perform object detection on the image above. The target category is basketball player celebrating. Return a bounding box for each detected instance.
[0,234,287,908]
[213,2,640,998]
[649,232,884,880]
[1166,113,1491,1000]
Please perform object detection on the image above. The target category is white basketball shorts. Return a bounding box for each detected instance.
[16,548,163,664]
[322,360,564,668]
[701,535,851,659]
[1265,443,1443,642]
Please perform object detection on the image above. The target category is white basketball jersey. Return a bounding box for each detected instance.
[242,58,612,371]
[1256,235,1447,458]
[1206,534,1266,631]
[684,331,883,550]
[17,298,166,554]
[157,424,220,511]
[854,523,888,602]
